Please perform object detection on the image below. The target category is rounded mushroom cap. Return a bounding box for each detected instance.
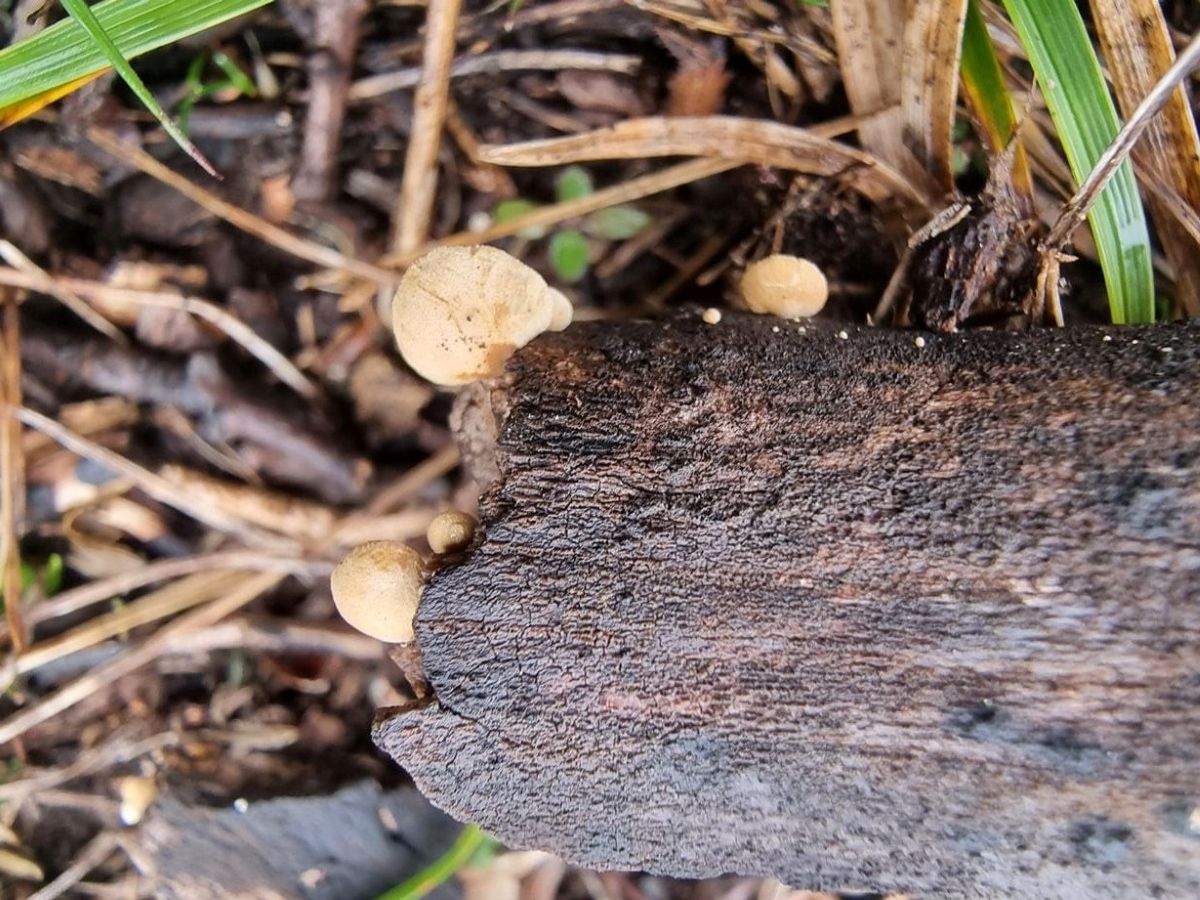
[330,541,426,643]
[427,510,477,555]
[393,245,574,386]
[739,254,829,319]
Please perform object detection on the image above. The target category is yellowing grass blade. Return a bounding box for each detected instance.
[958,0,1032,197]
[1089,0,1200,316]
[900,0,970,192]
[0,71,106,127]
[0,0,272,123]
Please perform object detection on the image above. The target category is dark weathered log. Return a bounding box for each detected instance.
[140,781,461,900]
[375,315,1200,898]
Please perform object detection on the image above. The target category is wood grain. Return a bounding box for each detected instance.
[376,315,1200,898]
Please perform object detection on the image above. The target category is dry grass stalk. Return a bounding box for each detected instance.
[476,115,932,207]
[829,0,929,195]
[11,570,245,679]
[364,444,460,516]
[900,0,970,191]
[380,156,741,267]
[157,464,337,545]
[349,49,642,102]
[0,267,319,401]
[86,129,400,287]
[1046,30,1200,251]
[0,242,124,342]
[391,0,464,256]
[0,570,285,746]
[1089,3,1200,314]
[25,829,118,900]
[0,553,327,645]
[20,398,137,459]
[13,408,297,553]
[1,296,26,653]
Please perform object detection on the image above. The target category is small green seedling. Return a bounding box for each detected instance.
[0,552,65,608]
[177,48,258,133]
[492,165,652,284]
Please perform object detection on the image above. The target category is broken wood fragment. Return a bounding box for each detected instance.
[376,314,1200,898]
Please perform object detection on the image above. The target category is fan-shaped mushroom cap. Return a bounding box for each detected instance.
[393,245,574,386]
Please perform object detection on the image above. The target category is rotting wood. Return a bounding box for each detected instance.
[376,313,1200,898]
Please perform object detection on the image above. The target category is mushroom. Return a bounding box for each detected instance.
[427,510,477,555]
[739,254,828,319]
[393,245,574,386]
[330,541,426,643]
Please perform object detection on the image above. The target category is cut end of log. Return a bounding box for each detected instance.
[376,314,1200,897]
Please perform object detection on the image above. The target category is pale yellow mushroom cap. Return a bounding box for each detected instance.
[739,254,828,319]
[393,245,574,386]
[330,541,426,643]
[427,510,477,555]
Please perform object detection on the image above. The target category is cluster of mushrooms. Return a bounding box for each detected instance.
[331,244,828,644]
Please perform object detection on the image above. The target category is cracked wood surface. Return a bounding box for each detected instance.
[375,314,1200,898]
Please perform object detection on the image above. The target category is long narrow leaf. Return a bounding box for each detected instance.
[900,0,970,192]
[958,0,1032,197]
[0,0,272,111]
[1000,0,1155,323]
[1090,0,1200,316]
[57,0,216,174]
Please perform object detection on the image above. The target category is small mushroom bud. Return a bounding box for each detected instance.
[330,541,426,643]
[427,510,477,555]
[393,245,574,386]
[116,775,158,826]
[739,254,828,319]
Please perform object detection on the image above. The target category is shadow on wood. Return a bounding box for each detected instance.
[375,315,1200,898]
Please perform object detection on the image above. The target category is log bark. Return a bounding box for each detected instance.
[374,314,1200,898]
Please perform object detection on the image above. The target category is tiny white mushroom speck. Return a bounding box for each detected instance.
[1103,335,1113,342]
[837,330,849,340]
[740,254,829,319]
[427,510,477,555]
[914,336,926,349]
[702,307,722,325]
[234,798,249,813]
[392,245,573,386]
[331,541,426,643]
[771,325,780,333]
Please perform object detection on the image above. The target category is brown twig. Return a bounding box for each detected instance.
[293,0,369,203]
[87,128,400,286]
[391,0,464,256]
[1,295,26,654]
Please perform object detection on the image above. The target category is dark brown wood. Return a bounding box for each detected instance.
[375,314,1200,898]
[139,781,461,899]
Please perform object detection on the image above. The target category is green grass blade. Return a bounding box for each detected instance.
[375,824,491,900]
[0,0,272,109]
[959,0,1031,195]
[999,0,1155,323]
[57,0,218,174]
